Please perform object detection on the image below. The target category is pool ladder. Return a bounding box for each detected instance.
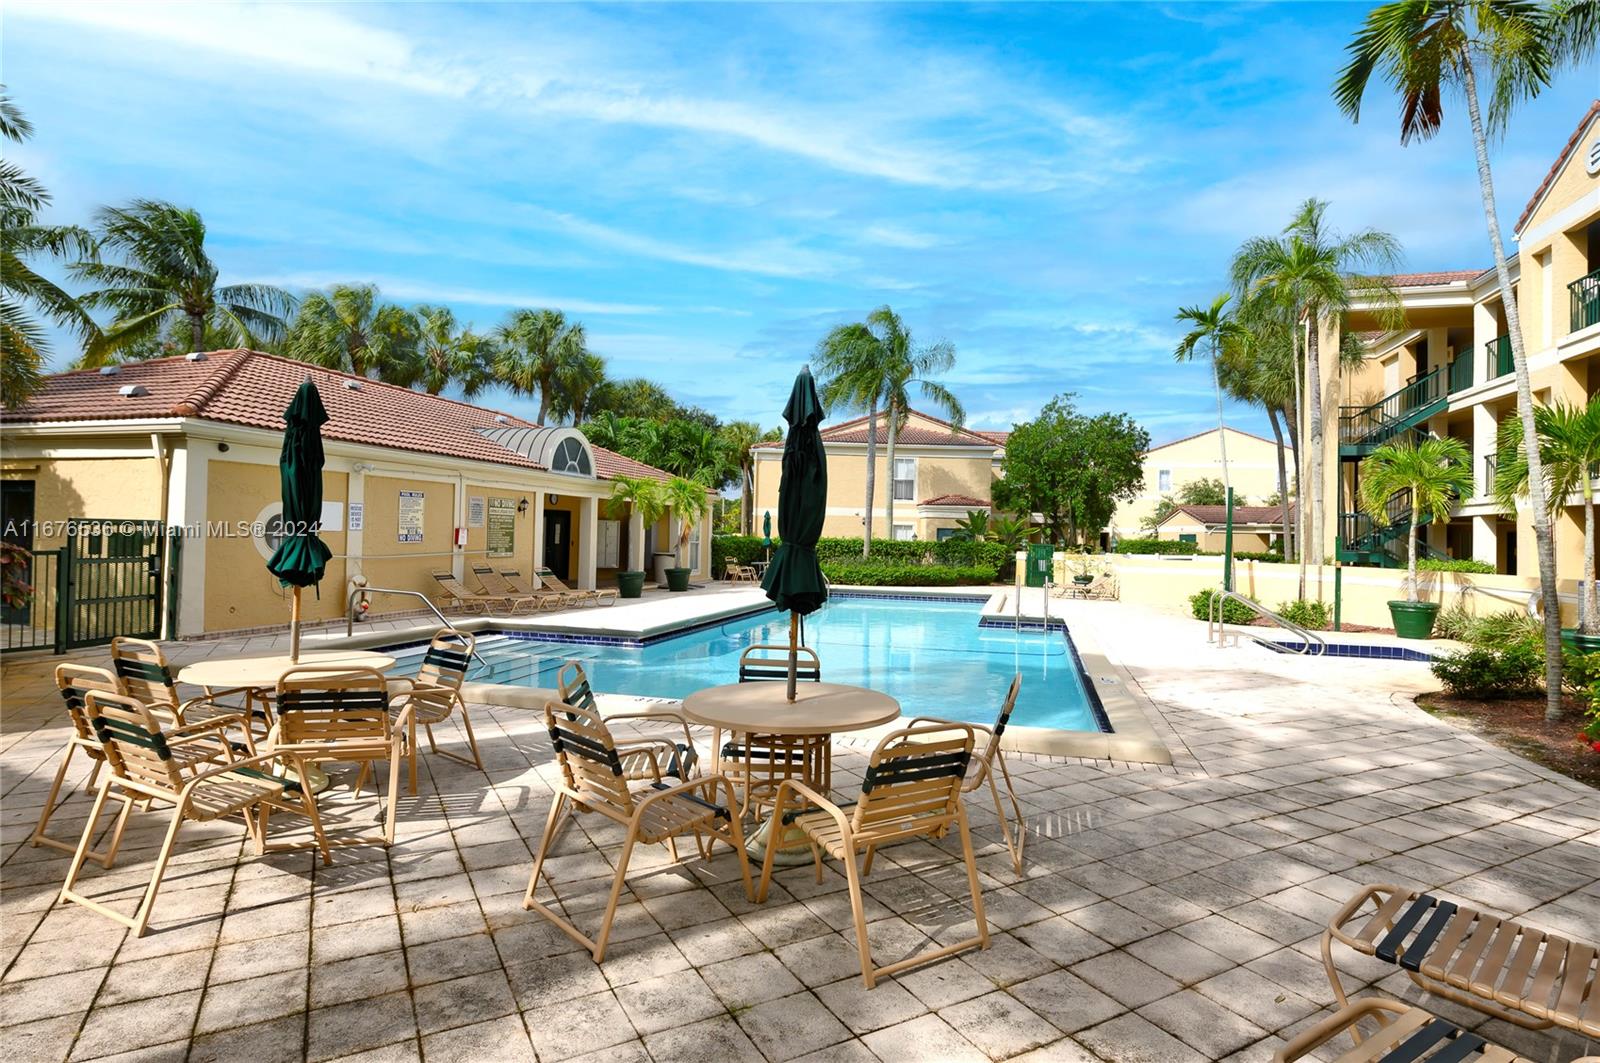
[1207,587,1328,656]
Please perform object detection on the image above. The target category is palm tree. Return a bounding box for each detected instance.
[0,89,96,408]
[1495,397,1600,635]
[1335,0,1569,716]
[949,509,991,542]
[606,475,668,575]
[71,199,293,365]
[871,307,964,538]
[405,305,494,398]
[1232,200,1402,599]
[283,284,416,379]
[545,351,606,425]
[662,475,710,572]
[989,513,1032,580]
[1175,293,1247,512]
[494,308,589,425]
[720,420,780,535]
[816,321,887,558]
[1220,298,1300,560]
[1360,437,1475,604]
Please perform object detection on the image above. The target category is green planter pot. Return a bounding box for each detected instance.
[665,567,692,592]
[616,571,647,599]
[1560,629,1600,655]
[1389,600,1440,639]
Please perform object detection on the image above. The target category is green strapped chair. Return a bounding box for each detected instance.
[389,629,484,792]
[1273,997,1600,1063]
[110,636,267,738]
[556,661,698,782]
[59,691,329,936]
[758,723,991,989]
[30,664,126,864]
[522,699,751,962]
[908,673,1026,874]
[719,645,824,814]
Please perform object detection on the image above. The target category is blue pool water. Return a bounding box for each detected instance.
[407,594,1107,732]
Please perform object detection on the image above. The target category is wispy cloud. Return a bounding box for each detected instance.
[255,273,660,316]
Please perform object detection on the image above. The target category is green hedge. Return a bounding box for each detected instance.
[821,562,998,586]
[1116,538,1282,563]
[1189,588,1254,624]
[1417,557,1496,573]
[711,535,769,575]
[717,534,1011,576]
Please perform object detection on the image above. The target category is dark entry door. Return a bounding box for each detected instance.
[544,510,572,582]
[1,481,35,624]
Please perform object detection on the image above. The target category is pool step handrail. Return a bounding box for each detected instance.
[345,585,491,670]
[1207,587,1328,656]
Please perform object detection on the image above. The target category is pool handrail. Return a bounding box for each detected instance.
[1207,587,1328,656]
[345,585,491,671]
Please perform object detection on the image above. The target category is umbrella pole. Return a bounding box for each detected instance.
[787,611,799,703]
[290,586,302,663]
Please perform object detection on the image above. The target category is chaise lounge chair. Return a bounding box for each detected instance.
[1273,997,1597,1063]
[431,570,516,615]
[536,566,618,607]
[467,563,561,614]
[500,568,586,609]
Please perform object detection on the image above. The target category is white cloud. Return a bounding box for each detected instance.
[862,224,944,250]
[255,273,659,316]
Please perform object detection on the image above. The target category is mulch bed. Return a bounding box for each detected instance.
[1417,692,1600,788]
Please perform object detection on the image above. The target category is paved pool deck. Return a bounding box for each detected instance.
[1,593,1595,1062]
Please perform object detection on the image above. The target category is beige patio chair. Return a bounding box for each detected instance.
[758,722,990,989]
[557,661,699,782]
[522,699,751,962]
[30,664,125,863]
[430,569,505,614]
[110,636,264,735]
[908,673,1026,873]
[724,561,758,582]
[537,566,618,606]
[500,567,586,609]
[1273,997,1598,1063]
[58,690,329,936]
[388,629,484,793]
[468,563,560,614]
[1323,883,1600,1037]
[717,645,825,814]
[271,666,412,850]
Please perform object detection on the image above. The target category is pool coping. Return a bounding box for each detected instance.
[314,586,1173,765]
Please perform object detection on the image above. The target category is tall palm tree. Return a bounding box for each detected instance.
[71,199,292,365]
[1174,293,1246,511]
[1233,200,1402,599]
[1335,0,1569,716]
[816,321,887,558]
[871,307,964,538]
[494,308,589,425]
[0,89,96,408]
[404,305,494,398]
[1361,437,1475,604]
[1494,397,1600,635]
[283,284,415,379]
[1221,298,1300,560]
[546,351,606,425]
[720,420,780,535]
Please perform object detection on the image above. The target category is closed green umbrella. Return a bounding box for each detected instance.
[762,510,773,562]
[760,367,828,700]
[267,377,333,662]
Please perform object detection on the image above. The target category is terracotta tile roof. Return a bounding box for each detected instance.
[7,349,673,482]
[919,494,989,508]
[1162,503,1297,526]
[973,430,1010,445]
[1515,100,1600,235]
[1386,270,1486,287]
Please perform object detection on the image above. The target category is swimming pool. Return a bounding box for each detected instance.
[393,594,1108,732]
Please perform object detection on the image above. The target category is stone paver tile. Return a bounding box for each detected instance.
[1007,916,1113,968]
[504,952,609,1010]
[1194,966,1321,1031]
[405,932,501,986]
[1173,913,1281,964]
[738,901,836,950]
[560,1037,650,1063]
[5,932,124,982]
[0,1012,86,1063]
[0,967,109,1027]
[218,899,311,944]
[1140,987,1271,1058]
[814,975,927,1034]
[413,969,518,1035]
[195,968,307,1036]
[894,955,994,1010]
[701,951,805,1009]
[596,934,691,989]
[1009,969,1127,1034]
[1063,899,1165,947]
[940,989,1062,1058]
[667,915,765,966]
[206,932,308,985]
[398,900,487,946]
[1075,1011,1209,1063]
[420,1014,535,1063]
[776,932,872,989]
[641,1014,761,1062]
[307,990,418,1063]
[70,989,202,1061]
[310,949,410,1009]
[188,1014,302,1063]
[612,969,723,1037]
[522,988,637,1062]
[1070,951,1181,1010]
[311,914,402,964]
[1125,929,1235,985]
[861,1013,988,1063]
[1005,1036,1102,1062]
[788,1040,881,1063]
[735,990,853,1063]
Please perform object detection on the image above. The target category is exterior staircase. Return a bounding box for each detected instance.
[1336,488,1450,568]
[1338,366,1447,455]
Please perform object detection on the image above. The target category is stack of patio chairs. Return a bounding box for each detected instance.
[724,561,759,582]
[500,567,587,609]
[467,564,564,614]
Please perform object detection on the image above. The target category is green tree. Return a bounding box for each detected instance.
[993,394,1149,546]
[0,89,96,408]
[1360,437,1475,603]
[589,377,680,421]
[816,321,888,558]
[403,304,494,397]
[283,283,415,379]
[1220,295,1300,559]
[71,199,293,365]
[1494,397,1600,635]
[1174,292,1246,507]
[662,475,710,570]
[1335,0,1584,717]
[949,510,992,542]
[720,420,780,535]
[606,475,667,573]
[494,308,592,425]
[874,307,964,537]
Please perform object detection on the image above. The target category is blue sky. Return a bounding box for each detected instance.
[6,2,1595,443]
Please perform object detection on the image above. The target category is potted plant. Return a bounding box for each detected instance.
[662,475,709,592]
[1360,437,1475,639]
[606,475,666,599]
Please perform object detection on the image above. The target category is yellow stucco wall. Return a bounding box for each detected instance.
[2,456,164,551]
[357,476,455,613]
[1111,429,1286,539]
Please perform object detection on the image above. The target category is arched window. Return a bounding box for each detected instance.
[551,436,593,476]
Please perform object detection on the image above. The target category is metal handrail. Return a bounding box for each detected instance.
[345,586,490,669]
[1207,587,1328,656]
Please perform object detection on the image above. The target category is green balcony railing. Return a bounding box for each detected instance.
[1338,366,1445,446]
[1486,334,1514,379]
[1447,350,1474,393]
[1572,267,1600,333]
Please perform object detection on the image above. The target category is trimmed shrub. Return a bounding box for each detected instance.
[814,537,930,564]
[821,562,997,587]
[1190,588,1254,625]
[1463,609,1542,650]
[1562,650,1600,698]
[1431,603,1475,641]
[1431,643,1543,698]
[1117,538,1198,555]
[1276,599,1331,631]
[929,539,1009,570]
[1231,550,1285,563]
[1418,557,1496,573]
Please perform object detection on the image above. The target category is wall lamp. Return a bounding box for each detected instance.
[517,497,530,515]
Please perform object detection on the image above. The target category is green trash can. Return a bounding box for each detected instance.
[1025,544,1053,588]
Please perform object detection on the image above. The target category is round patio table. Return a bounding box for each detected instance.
[682,681,900,863]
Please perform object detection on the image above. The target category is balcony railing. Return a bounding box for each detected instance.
[1483,454,1497,497]
[1572,267,1600,333]
[1338,366,1444,446]
[1486,334,1514,379]
[1447,350,1474,394]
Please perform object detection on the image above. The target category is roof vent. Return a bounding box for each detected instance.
[185,351,208,362]
[98,366,120,376]
[118,385,148,398]
[343,379,362,390]
[494,415,510,425]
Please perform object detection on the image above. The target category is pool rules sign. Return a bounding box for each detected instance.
[487,497,516,558]
[398,490,424,543]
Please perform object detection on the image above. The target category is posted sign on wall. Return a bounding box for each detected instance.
[398,490,425,543]
[487,497,516,558]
